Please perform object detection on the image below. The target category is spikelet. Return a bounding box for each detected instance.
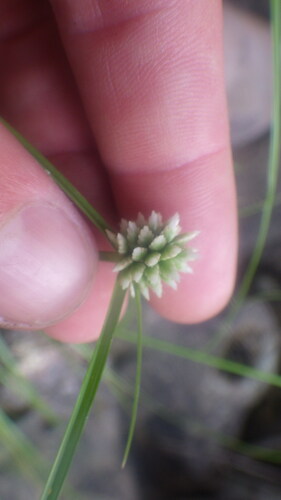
[106,211,199,299]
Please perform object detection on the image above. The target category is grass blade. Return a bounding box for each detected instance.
[72,340,281,467]
[0,408,47,485]
[117,329,281,390]
[121,286,143,468]
[206,1,281,351]
[0,117,113,236]
[40,281,126,500]
[106,365,281,466]
[0,405,96,500]
[239,191,281,218]
[0,334,58,424]
[0,365,58,425]
[234,0,281,303]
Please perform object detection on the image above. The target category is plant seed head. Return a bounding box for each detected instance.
[111,212,198,299]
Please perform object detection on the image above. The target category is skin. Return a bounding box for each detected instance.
[0,0,237,342]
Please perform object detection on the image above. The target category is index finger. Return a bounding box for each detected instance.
[50,0,237,322]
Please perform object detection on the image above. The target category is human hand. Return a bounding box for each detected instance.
[0,0,237,342]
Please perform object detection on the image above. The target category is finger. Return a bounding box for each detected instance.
[45,262,116,343]
[0,124,98,330]
[111,150,236,323]
[0,0,116,340]
[50,0,237,322]
[43,152,116,342]
[0,0,115,226]
[0,0,92,156]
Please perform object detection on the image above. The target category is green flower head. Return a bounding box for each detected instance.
[106,211,199,300]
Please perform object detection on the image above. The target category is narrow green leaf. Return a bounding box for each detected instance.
[0,408,47,485]
[0,117,113,237]
[253,290,281,301]
[206,1,281,351]
[117,329,281,389]
[0,365,58,425]
[0,335,58,424]
[40,281,126,500]
[121,286,143,468]
[238,0,281,292]
[110,365,281,466]
[239,192,281,218]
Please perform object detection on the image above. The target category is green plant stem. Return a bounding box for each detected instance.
[0,117,113,237]
[253,290,281,301]
[234,0,281,304]
[0,335,57,424]
[121,286,143,468]
[239,191,281,218]
[40,281,126,500]
[75,336,281,467]
[207,1,281,351]
[0,365,58,424]
[0,408,47,485]
[107,365,281,466]
[117,329,281,389]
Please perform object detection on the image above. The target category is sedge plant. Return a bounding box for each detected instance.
[0,1,280,498]
[0,117,199,500]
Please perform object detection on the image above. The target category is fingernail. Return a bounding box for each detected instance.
[0,202,97,328]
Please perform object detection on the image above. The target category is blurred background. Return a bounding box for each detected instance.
[1,1,281,498]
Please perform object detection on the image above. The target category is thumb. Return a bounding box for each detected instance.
[0,123,98,330]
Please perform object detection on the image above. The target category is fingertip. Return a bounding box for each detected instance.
[150,184,237,324]
[0,124,99,330]
[44,262,117,343]
[150,253,236,324]
[111,148,237,325]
